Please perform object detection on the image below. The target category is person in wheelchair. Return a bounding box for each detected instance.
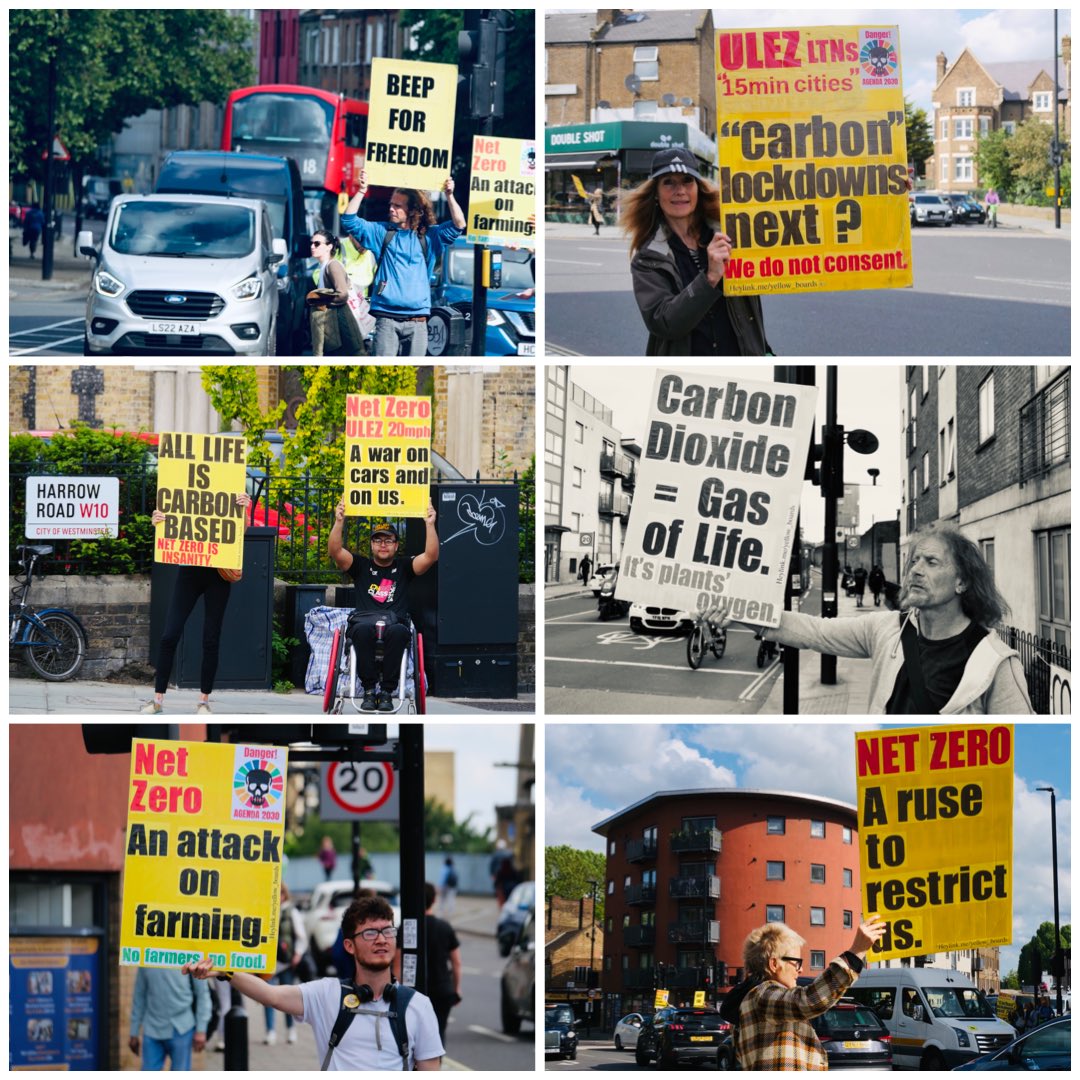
[328,499,439,711]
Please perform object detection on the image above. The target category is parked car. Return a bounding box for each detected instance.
[496,880,535,957]
[303,879,401,975]
[587,563,616,597]
[614,1012,648,1050]
[83,175,123,219]
[78,193,286,356]
[428,237,535,357]
[953,1014,1070,1070]
[156,151,309,353]
[629,602,694,635]
[943,193,986,224]
[910,192,953,226]
[635,1006,731,1068]
[809,997,893,1070]
[544,1002,579,1060]
[499,911,534,1036]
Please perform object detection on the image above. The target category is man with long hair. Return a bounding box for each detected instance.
[341,168,465,356]
[731,525,1033,713]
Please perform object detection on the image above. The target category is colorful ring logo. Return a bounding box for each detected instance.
[860,40,898,79]
[234,758,284,810]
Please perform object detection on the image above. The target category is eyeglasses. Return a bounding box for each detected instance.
[354,926,398,942]
[780,956,804,971]
[372,536,397,544]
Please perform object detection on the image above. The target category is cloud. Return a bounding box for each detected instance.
[545,776,614,853]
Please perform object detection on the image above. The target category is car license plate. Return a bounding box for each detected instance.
[842,1041,870,1049]
[690,1035,713,1043]
[149,322,199,335]
[517,342,535,356]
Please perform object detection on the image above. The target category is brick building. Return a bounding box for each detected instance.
[546,895,604,989]
[592,788,862,1026]
[929,37,1071,191]
[295,9,404,100]
[900,365,1070,709]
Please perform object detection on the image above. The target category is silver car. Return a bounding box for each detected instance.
[78,193,286,356]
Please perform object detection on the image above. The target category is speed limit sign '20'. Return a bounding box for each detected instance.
[320,761,401,822]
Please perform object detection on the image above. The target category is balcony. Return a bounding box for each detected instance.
[671,827,722,854]
[625,883,657,906]
[623,968,656,990]
[668,920,720,945]
[598,491,631,518]
[666,965,705,989]
[620,965,702,991]
[624,925,656,948]
[669,873,720,900]
[600,450,634,480]
[626,838,658,863]
[1019,368,1070,483]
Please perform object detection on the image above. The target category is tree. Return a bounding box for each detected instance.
[9,10,254,184]
[974,129,1015,197]
[1019,921,1071,987]
[1002,970,1021,990]
[545,844,606,921]
[1007,118,1065,205]
[903,99,933,178]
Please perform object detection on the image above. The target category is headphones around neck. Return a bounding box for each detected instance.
[356,980,397,1005]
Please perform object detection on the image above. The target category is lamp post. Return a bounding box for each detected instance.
[586,878,599,1036]
[1035,787,1063,1016]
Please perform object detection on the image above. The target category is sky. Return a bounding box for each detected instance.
[545,721,1071,976]
[571,362,906,543]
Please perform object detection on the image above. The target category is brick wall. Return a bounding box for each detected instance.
[10,365,155,432]
[905,367,940,528]
[956,366,1030,509]
[546,45,589,126]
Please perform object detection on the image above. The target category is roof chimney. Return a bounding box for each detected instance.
[936,51,947,83]
[1062,35,1071,70]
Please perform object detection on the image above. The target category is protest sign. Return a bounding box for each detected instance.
[344,394,432,517]
[467,136,537,245]
[366,57,457,190]
[25,476,120,538]
[155,432,245,570]
[120,738,288,972]
[715,25,913,296]
[616,371,817,627]
[855,724,1013,961]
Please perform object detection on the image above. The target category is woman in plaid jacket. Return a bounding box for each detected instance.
[730,917,886,1070]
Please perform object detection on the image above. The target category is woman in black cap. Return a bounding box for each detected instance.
[623,147,770,356]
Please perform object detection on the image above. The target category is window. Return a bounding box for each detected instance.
[643,825,657,845]
[909,387,917,446]
[940,118,948,139]
[766,816,785,835]
[570,512,581,533]
[605,955,612,971]
[572,466,583,489]
[810,950,826,969]
[622,913,630,928]
[1002,120,1016,135]
[624,875,632,888]
[642,868,656,888]
[842,826,852,845]
[609,840,616,855]
[843,868,853,888]
[921,366,929,399]
[1034,91,1052,112]
[980,116,990,136]
[954,156,973,181]
[810,820,825,838]
[978,373,995,444]
[621,954,629,969]
[633,45,659,80]
[766,905,785,923]
[545,429,563,465]
[843,910,853,929]
[810,864,825,883]
[980,539,995,581]
[641,910,655,927]
[954,117,973,139]
[607,880,614,895]
[1035,527,1071,648]
[810,907,826,926]
[633,100,658,119]
[574,420,585,443]
[922,451,930,492]
[957,88,975,107]
[766,861,785,881]
[606,917,613,932]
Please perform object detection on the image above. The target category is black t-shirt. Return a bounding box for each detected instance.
[347,555,416,619]
[668,229,739,356]
[425,914,460,997]
[886,620,989,714]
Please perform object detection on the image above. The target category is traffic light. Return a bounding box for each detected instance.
[1048,140,1064,169]
[655,961,667,988]
[822,424,845,498]
[457,11,506,120]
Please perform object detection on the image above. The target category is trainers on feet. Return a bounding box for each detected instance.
[287,1028,297,1044]
[265,1029,277,1045]
[377,690,394,712]
[361,688,378,711]
[139,700,163,714]
[196,701,212,715]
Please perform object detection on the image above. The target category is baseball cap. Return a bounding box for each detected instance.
[649,147,701,181]
[370,522,399,540]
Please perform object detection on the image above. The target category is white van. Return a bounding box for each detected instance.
[848,966,1017,1069]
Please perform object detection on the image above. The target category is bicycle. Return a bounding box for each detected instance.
[756,635,782,668]
[10,544,88,681]
[686,607,727,670]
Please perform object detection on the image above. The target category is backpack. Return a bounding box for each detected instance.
[444,868,459,889]
[321,979,416,1071]
[277,905,297,966]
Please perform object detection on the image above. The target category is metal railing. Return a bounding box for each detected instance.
[1019,369,1070,483]
[671,827,722,854]
[624,925,656,948]
[668,920,720,945]
[996,626,1070,714]
[669,873,720,900]
[624,883,657,906]
[626,838,658,863]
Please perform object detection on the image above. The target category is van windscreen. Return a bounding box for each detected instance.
[924,987,996,1019]
[110,202,256,258]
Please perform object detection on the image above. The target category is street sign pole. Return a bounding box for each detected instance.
[399,725,427,994]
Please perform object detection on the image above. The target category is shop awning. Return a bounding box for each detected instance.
[544,152,611,169]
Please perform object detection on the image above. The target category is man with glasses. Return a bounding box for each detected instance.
[184,895,443,1070]
[328,499,439,711]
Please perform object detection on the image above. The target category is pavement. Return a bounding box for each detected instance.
[8,678,534,715]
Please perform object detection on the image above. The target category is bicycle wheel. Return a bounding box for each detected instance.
[686,624,706,669]
[756,640,767,668]
[322,628,342,714]
[416,632,427,715]
[25,611,86,681]
[711,628,727,660]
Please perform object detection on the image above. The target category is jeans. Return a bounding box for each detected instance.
[348,613,410,691]
[142,1029,194,1071]
[155,566,233,695]
[373,317,428,356]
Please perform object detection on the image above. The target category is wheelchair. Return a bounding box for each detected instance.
[322,615,427,715]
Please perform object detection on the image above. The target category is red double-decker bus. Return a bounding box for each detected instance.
[222,84,387,231]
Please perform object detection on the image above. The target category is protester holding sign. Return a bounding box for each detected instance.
[341,168,464,356]
[140,492,250,715]
[722,916,887,1069]
[328,500,439,711]
[623,148,772,355]
[744,526,1033,713]
[307,230,370,357]
[184,894,444,1070]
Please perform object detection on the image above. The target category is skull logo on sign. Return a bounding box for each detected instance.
[869,45,891,77]
[245,768,272,808]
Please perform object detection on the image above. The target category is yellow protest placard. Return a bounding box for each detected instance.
[571,174,588,199]
[693,990,706,1007]
[120,739,288,972]
[654,989,670,1009]
[366,57,457,190]
[467,136,537,245]
[344,394,432,518]
[155,433,246,570]
[715,25,913,296]
[855,724,1013,961]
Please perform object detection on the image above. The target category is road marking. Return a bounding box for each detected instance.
[11,333,85,356]
[931,290,1069,308]
[9,317,83,337]
[548,258,602,266]
[547,343,583,355]
[440,1055,470,1070]
[548,656,758,677]
[738,659,782,700]
[974,276,1070,290]
[546,608,600,622]
[467,1024,518,1044]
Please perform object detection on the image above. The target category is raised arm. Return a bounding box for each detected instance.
[181,958,304,1018]
[412,500,439,575]
[443,177,466,230]
[328,499,355,571]
[344,167,369,218]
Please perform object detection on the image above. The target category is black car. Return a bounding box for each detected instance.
[810,998,893,1070]
[544,1002,579,1060]
[635,1006,731,1068]
[953,1014,1070,1070]
[944,192,987,224]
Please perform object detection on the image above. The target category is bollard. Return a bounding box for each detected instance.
[223,987,248,1071]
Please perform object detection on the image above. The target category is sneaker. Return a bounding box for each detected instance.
[361,688,378,711]
[377,690,394,712]
[196,701,212,715]
[265,1029,277,1045]
[139,700,162,714]
[287,1028,297,1044]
